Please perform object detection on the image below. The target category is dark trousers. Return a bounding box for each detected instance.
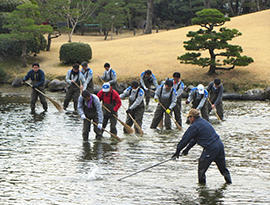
[31,87,48,111]
[63,85,80,110]
[198,139,232,184]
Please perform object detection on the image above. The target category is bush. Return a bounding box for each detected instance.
[59,42,92,64]
[0,35,47,57]
[0,67,8,83]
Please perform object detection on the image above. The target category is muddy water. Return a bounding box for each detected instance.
[0,92,270,204]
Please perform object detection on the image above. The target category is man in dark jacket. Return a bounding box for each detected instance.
[207,78,224,120]
[172,109,232,185]
[22,63,47,113]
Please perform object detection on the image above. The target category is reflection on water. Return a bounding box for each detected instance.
[0,94,270,204]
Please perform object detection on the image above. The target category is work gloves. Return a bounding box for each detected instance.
[144,86,148,91]
[154,98,159,103]
[81,114,86,120]
[109,110,116,117]
[185,100,190,104]
[32,84,38,88]
[97,123,102,130]
[166,109,171,114]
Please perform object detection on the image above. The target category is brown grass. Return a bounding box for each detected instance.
[12,9,270,91]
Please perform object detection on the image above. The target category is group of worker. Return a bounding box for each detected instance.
[22,62,231,185]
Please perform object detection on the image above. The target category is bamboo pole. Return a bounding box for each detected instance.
[102,104,134,134]
[25,81,63,112]
[86,117,123,141]
[122,104,144,134]
[207,97,222,121]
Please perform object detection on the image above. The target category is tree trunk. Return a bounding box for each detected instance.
[208,49,216,74]
[208,65,216,75]
[46,33,52,51]
[204,0,211,8]
[145,0,154,34]
[21,41,27,67]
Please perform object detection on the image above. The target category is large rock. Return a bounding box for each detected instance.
[12,78,22,87]
[44,79,50,88]
[48,79,67,92]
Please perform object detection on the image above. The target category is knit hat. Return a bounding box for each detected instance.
[102,82,111,92]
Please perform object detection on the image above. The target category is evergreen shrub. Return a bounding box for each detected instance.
[59,42,92,64]
[0,67,8,83]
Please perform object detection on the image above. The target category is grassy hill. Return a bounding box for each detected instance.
[1,9,270,92]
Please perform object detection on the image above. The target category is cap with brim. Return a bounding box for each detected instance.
[197,84,204,94]
[102,83,110,92]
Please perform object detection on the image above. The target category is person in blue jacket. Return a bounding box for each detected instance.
[22,63,47,113]
[172,109,232,185]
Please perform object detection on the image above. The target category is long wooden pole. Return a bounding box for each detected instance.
[86,117,123,141]
[25,81,63,112]
[207,97,222,121]
[157,99,182,130]
[102,104,134,134]
[122,104,144,134]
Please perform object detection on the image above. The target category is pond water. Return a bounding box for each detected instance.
[0,91,270,204]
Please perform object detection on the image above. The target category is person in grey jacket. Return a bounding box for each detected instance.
[140,69,159,106]
[81,61,94,93]
[207,78,224,120]
[78,90,103,141]
[186,84,209,121]
[98,62,117,89]
[150,79,177,130]
[63,64,86,111]
[120,81,145,134]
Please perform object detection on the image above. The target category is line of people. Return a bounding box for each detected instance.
[22,62,230,185]
[22,62,224,138]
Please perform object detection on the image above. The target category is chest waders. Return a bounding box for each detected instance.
[63,74,81,110]
[82,99,102,141]
[84,69,94,93]
[101,92,118,135]
[125,89,144,134]
[150,85,173,129]
[143,74,153,105]
[208,85,223,120]
[170,83,182,127]
[31,79,47,112]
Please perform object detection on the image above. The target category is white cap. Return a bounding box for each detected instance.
[197,84,204,94]
[102,82,110,92]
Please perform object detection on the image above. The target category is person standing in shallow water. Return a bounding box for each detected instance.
[172,109,232,185]
[77,90,103,141]
[207,78,224,120]
[139,69,159,106]
[63,63,86,111]
[81,61,94,93]
[22,63,48,113]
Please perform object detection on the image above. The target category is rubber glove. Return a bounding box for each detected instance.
[154,98,159,103]
[126,108,132,114]
[185,100,190,104]
[182,148,189,156]
[81,114,86,120]
[144,87,148,91]
[166,109,171,114]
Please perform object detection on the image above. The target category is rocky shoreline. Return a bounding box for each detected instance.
[1,78,270,101]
